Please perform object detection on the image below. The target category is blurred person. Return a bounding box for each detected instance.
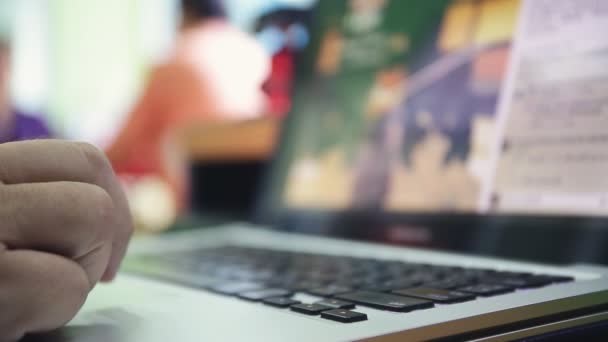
[0,38,51,144]
[0,140,133,341]
[106,0,270,225]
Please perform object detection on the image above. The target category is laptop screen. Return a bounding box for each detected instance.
[271,0,608,219]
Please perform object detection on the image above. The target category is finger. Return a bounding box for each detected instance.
[0,140,133,280]
[0,246,90,340]
[0,181,114,286]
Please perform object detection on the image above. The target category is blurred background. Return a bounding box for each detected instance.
[0,0,317,230]
[0,0,315,141]
[3,0,607,264]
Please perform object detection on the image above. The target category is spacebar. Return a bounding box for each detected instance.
[336,291,434,312]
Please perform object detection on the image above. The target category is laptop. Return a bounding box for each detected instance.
[65,0,608,341]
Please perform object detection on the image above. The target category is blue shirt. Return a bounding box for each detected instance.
[0,110,51,144]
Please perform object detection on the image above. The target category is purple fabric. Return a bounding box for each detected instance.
[0,110,51,144]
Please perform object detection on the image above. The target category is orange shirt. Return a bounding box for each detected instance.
[107,20,270,206]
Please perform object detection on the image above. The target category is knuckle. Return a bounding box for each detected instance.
[85,185,116,236]
[56,262,90,308]
[0,182,8,203]
[0,186,20,244]
[75,142,112,179]
[62,183,115,248]
[0,254,90,340]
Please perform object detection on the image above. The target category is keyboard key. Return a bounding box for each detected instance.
[495,271,533,278]
[393,287,476,304]
[459,268,497,280]
[483,275,553,289]
[546,275,575,283]
[321,309,368,323]
[308,286,352,297]
[366,278,424,292]
[299,271,337,284]
[316,299,356,309]
[424,277,476,290]
[285,281,326,292]
[348,277,384,289]
[337,291,433,312]
[530,274,574,284]
[290,303,333,315]
[458,284,514,297]
[210,282,262,295]
[263,297,301,308]
[238,288,292,301]
[404,272,440,284]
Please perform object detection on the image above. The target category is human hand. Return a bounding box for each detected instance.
[0,140,133,341]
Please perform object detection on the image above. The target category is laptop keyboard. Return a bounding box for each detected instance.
[126,246,575,324]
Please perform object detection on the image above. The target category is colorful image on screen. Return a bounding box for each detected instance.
[284,0,519,212]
